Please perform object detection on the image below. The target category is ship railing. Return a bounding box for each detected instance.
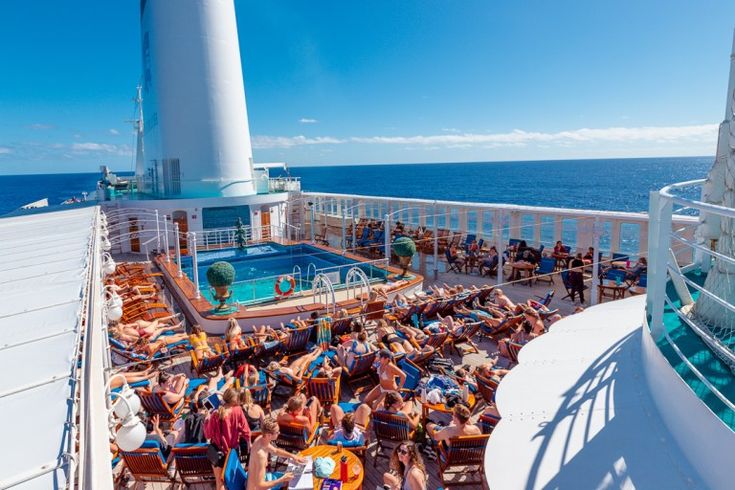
[226,270,305,304]
[294,192,699,260]
[648,178,735,413]
[197,223,294,250]
[269,176,301,193]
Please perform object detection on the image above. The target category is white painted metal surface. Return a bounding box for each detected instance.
[139,0,256,198]
[0,207,106,489]
[485,296,709,489]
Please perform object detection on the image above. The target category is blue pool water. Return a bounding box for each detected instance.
[181,242,389,305]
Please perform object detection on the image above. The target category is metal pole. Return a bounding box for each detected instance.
[174,223,182,278]
[648,191,672,341]
[341,210,347,253]
[154,209,161,252]
[497,210,504,286]
[310,206,315,243]
[384,214,391,260]
[352,208,357,252]
[591,217,601,306]
[433,202,439,280]
[190,232,201,299]
[163,215,170,262]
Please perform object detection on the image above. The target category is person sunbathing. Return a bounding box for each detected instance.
[324,412,367,447]
[497,322,536,359]
[265,347,322,384]
[110,318,182,342]
[253,324,289,351]
[311,354,345,379]
[328,402,372,433]
[363,350,407,409]
[492,288,516,310]
[376,390,420,430]
[108,366,157,389]
[153,371,189,406]
[522,308,546,336]
[337,330,373,370]
[235,362,260,387]
[277,393,322,430]
[473,359,511,381]
[224,318,248,351]
[426,404,481,443]
[376,320,413,354]
[437,314,466,336]
[121,332,189,357]
[395,323,429,344]
[188,324,218,359]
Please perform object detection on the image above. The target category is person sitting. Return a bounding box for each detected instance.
[383,441,428,490]
[627,257,647,281]
[447,244,465,270]
[265,347,322,385]
[376,320,413,354]
[204,388,252,490]
[240,388,265,434]
[522,307,546,336]
[497,321,536,359]
[336,330,373,370]
[583,246,596,265]
[492,288,516,311]
[474,358,512,381]
[426,404,481,443]
[552,240,566,257]
[363,350,407,409]
[377,390,420,430]
[311,354,345,379]
[247,417,304,490]
[328,402,372,432]
[225,318,247,351]
[236,362,260,388]
[189,324,218,359]
[183,391,209,444]
[326,412,366,447]
[277,393,322,431]
[480,246,499,275]
[153,371,189,406]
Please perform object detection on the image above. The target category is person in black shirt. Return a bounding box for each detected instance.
[569,253,586,303]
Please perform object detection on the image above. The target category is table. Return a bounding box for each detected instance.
[297,445,364,490]
[421,393,477,422]
[510,262,536,286]
[597,279,627,303]
[611,260,632,269]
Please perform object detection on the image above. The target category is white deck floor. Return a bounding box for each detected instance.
[484,296,704,489]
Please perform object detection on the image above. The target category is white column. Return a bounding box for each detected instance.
[648,191,672,341]
[459,209,468,235]
[163,215,170,262]
[509,211,521,240]
[476,210,484,239]
[610,220,622,255]
[554,216,564,245]
[591,217,601,306]
[497,210,504,285]
[534,214,542,247]
[309,205,315,243]
[433,202,439,280]
[341,210,347,253]
[190,232,201,299]
[174,222,182,277]
[155,209,161,251]
[384,214,391,260]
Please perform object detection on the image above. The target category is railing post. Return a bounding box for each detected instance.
[497,209,504,286]
[189,232,201,299]
[384,214,391,260]
[591,217,601,306]
[352,212,357,252]
[648,191,672,340]
[433,202,439,280]
[155,209,161,252]
[310,205,315,243]
[174,223,182,278]
[610,220,622,255]
[341,210,347,253]
[163,214,170,262]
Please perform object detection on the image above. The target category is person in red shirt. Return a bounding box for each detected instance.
[204,387,251,490]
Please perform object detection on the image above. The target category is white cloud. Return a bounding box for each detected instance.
[109,128,120,135]
[252,124,718,149]
[0,147,12,154]
[28,123,54,130]
[71,142,132,156]
[299,118,318,124]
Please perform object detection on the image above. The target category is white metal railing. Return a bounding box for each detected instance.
[647,178,735,417]
[223,270,304,304]
[345,266,371,305]
[269,177,301,193]
[312,273,336,313]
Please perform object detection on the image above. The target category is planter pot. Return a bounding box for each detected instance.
[213,285,230,298]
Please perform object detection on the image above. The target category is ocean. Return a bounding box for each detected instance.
[0,156,712,216]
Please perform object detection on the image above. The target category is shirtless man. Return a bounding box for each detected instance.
[247,417,305,490]
[426,404,481,442]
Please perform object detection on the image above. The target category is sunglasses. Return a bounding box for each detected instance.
[397,447,409,455]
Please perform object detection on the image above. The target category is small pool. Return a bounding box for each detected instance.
[181,242,389,305]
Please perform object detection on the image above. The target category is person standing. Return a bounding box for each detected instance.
[569,253,586,304]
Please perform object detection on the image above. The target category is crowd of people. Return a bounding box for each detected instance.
[107,262,573,489]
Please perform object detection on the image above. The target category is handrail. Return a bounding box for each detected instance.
[661,178,735,219]
[312,273,336,313]
[345,267,371,305]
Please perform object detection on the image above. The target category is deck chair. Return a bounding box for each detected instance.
[307,376,341,414]
[345,348,377,379]
[479,413,501,435]
[437,434,491,487]
[276,421,319,453]
[560,270,588,301]
[421,300,443,320]
[223,449,247,489]
[282,324,314,357]
[363,300,386,322]
[612,252,630,262]
[330,317,353,338]
[507,341,524,365]
[629,273,647,296]
[421,330,449,358]
[120,440,175,485]
[476,373,499,407]
[190,349,227,376]
[535,257,557,284]
[172,443,215,486]
[436,228,450,253]
[138,390,185,421]
[372,410,415,466]
[463,233,476,252]
[397,358,423,400]
[533,289,555,307]
[445,321,481,356]
[444,249,463,274]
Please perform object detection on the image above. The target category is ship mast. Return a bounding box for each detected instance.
[133,84,145,189]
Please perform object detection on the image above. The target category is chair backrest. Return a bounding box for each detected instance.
[507,342,523,364]
[120,445,168,480]
[479,414,500,434]
[172,444,214,483]
[604,268,627,282]
[373,410,411,442]
[424,330,449,350]
[508,238,521,249]
[307,376,340,407]
[638,274,647,287]
[612,252,630,261]
[276,421,315,451]
[223,449,247,490]
[476,374,499,405]
[540,289,555,306]
[347,351,377,377]
[444,248,454,263]
[537,257,556,274]
[364,300,386,321]
[285,325,313,354]
[455,321,481,343]
[477,238,484,249]
[560,270,571,288]
[397,358,422,391]
[562,245,571,254]
[138,390,180,420]
[331,317,352,337]
[248,383,271,409]
[443,435,491,467]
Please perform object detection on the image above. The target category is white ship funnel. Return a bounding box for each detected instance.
[138,0,256,198]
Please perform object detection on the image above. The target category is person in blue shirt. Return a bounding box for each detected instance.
[327,412,365,447]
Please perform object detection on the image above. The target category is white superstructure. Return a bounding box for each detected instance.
[138,0,256,198]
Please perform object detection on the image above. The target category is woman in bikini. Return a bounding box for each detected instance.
[224,318,248,351]
[363,350,407,409]
[376,319,413,354]
[336,330,373,370]
[265,347,322,385]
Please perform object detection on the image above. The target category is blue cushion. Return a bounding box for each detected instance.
[338,402,360,413]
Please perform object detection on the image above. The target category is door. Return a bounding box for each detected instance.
[172,211,188,252]
[260,207,271,240]
[128,218,140,252]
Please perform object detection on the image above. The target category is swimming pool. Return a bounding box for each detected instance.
[181,242,389,305]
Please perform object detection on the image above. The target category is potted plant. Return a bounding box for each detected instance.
[391,236,417,277]
[234,217,247,249]
[206,261,236,310]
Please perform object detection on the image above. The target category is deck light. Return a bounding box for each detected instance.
[106,375,146,452]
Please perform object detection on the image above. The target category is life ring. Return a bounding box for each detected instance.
[274,275,296,298]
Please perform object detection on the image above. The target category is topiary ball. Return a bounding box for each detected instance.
[392,236,417,257]
[206,261,236,287]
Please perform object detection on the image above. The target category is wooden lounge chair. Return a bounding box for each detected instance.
[119,440,175,485]
[138,390,185,421]
[190,349,226,376]
[437,434,491,487]
[172,443,215,486]
[479,413,501,434]
[330,317,353,338]
[507,341,524,365]
[344,350,377,392]
[372,410,415,466]
[276,421,318,453]
[476,373,499,407]
[421,330,449,358]
[282,324,314,357]
[307,376,341,415]
[445,321,481,356]
[363,300,386,322]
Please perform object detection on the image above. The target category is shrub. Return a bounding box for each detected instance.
[206,261,236,287]
[392,236,417,257]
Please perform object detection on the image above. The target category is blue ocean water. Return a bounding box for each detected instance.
[0,156,712,216]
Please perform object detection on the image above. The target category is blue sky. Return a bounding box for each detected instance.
[0,0,734,174]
